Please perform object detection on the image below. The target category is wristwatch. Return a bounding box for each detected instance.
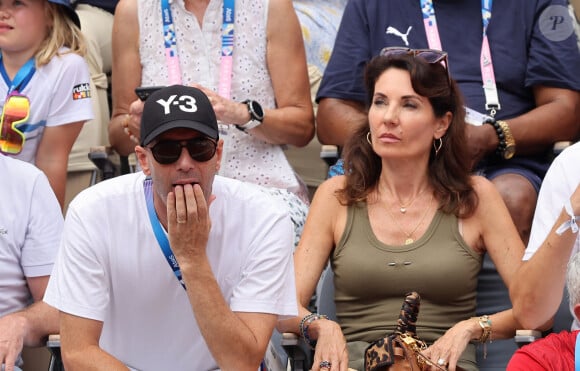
[496,120,516,159]
[236,100,264,132]
[484,118,516,160]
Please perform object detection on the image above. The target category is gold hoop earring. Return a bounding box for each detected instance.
[366,132,372,145]
[433,137,443,156]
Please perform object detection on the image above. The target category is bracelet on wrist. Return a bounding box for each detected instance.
[556,198,579,235]
[484,118,516,160]
[476,315,492,359]
[299,313,328,349]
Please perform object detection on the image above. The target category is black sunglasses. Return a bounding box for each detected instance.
[149,137,217,164]
[380,47,451,85]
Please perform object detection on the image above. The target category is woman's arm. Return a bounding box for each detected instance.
[108,0,142,156]
[35,122,84,209]
[277,176,349,371]
[247,0,314,147]
[511,183,580,330]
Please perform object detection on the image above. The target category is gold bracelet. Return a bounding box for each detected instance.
[477,315,492,343]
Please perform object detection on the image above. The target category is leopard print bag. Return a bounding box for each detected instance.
[364,292,447,371]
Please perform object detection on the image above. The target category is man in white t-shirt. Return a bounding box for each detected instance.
[0,155,63,371]
[44,85,298,370]
[511,142,580,331]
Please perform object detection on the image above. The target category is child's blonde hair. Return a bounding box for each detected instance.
[35,2,86,68]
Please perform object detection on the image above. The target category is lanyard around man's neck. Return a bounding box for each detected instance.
[419,0,500,116]
[143,177,187,290]
[160,0,235,99]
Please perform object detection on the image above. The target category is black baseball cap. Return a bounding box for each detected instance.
[140,85,219,146]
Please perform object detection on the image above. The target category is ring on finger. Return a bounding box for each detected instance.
[437,358,447,366]
[176,219,186,224]
[319,360,331,369]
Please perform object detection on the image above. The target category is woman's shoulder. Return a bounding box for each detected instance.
[318,174,346,192]
[468,174,509,216]
[310,175,346,205]
[469,174,497,197]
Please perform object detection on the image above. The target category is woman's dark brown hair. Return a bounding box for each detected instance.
[337,53,478,217]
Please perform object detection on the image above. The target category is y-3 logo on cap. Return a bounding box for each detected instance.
[156,95,198,115]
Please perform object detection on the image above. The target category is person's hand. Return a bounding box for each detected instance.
[309,319,349,371]
[0,314,26,371]
[167,184,215,261]
[421,318,478,371]
[120,99,145,144]
[464,124,497,170]
[192,84,250,125]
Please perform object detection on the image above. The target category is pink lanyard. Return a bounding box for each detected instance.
[420,0,500,116]
[161,0,235,99]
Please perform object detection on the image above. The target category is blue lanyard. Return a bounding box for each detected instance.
[574,332,580,371]
[143,177,187,290]
[481,0,492,36]
[0,56,36,95]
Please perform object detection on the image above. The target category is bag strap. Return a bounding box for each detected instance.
[395,292,421,335]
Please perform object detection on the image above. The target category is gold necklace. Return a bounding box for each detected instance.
[385,194,434,245]
[386,186,427,214]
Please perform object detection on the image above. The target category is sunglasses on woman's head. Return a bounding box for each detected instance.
[149,137,217,164]
[380,47,451,85]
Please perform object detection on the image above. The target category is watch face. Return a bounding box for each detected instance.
[249,101,264,121]
[504,146,516,160]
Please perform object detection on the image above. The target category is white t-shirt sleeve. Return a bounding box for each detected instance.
[22,172,63,277]
[524,145,580,261]
[229,209,298,319]
[45,53,94,127]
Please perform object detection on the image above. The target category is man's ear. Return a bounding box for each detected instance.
[135,146,151,175]
[215,139,224,172]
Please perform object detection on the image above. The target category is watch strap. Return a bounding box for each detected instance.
[235,119,262,132]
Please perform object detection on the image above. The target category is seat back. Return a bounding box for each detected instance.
[475,254,517,369]
[316,265,336,320]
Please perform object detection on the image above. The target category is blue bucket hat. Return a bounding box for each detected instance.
[48,0,81,28]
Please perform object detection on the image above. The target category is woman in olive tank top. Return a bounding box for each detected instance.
[278,51,527,371]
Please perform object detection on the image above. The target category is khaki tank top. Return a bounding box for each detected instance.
[332,203,482,369]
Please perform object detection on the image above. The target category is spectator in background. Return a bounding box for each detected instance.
[284,0,348,196]
[0,0,93,209]
[507,250,580,370]
[511,142,580,331]
[65,0,118,209]
[0,155,62,371]
[315,1,580,366]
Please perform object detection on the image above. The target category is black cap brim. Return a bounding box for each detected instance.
[141,120,219,146]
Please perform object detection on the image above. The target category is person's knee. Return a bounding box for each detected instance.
[491,173,537,243]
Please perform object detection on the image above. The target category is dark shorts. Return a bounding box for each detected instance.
[477,157,550,194]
